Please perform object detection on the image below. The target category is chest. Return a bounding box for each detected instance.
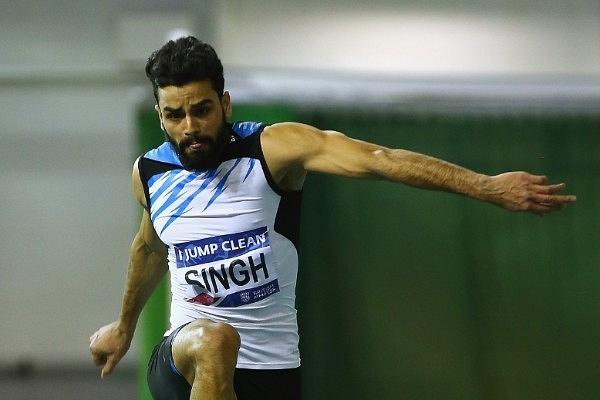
[148,158,280,244]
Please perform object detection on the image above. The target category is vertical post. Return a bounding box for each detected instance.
[135,107,169,400]
[137,280,169,400]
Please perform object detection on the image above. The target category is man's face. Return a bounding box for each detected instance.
[155,80,232,170]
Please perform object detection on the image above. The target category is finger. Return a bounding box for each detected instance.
[92,353,107,366]
[530,196,574,214]
[527,201,561,216]
[527,174,548,185]
[532,182,566,195]
[542,203,565,215]
[101,355,118,379]
[532,193,577,206]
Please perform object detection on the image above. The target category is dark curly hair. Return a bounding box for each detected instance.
[145,36,225,103]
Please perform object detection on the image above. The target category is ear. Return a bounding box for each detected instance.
[154,104,166,131]
[221,91,232,119]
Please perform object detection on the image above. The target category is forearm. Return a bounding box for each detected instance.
[117,233,168,334]
[370,148,576,213]
[290,128,489,198]
[372,148,489,200]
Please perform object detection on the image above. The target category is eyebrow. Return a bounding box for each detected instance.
[163,106,182,113]
[162,99,213,113]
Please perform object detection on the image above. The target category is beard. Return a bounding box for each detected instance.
[167,117,229,171]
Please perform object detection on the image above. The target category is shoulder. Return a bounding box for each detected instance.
[261,122,351,162]
[259,122,328,190]
[131,157,147,208]
[262,121,321,138]
[262,122,325,154]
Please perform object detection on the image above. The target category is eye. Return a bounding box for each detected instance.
[191,105,210,117]
[165,111,183,120]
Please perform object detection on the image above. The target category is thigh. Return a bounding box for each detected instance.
[234,367,302,400]
[146,324,192,400]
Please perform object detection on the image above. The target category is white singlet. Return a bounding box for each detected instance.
[138,121,302,369]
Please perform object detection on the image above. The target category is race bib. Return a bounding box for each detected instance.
[173,227,280,307]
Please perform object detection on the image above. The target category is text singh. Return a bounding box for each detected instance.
[184,253,269,293]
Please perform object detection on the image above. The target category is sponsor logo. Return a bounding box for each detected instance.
[173,227,280,307]
[175,227,269,268]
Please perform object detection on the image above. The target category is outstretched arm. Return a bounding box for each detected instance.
[261,122,576,214]
[89,162,168,378]
[334,144,574,214]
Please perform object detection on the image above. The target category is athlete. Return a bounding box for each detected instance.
[89,36,576,400]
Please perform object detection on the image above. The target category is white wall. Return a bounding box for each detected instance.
[216,0,600,76]
[1,0,599,368]
[0,83,137,364]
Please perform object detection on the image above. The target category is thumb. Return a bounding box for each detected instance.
[101,354,119,379]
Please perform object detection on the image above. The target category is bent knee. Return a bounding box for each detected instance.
[202,321,241,352]
[172,320,240,386]
[182,320,240,359]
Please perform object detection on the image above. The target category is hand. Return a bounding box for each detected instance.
[89,321,133,378]
[487,172,576,215]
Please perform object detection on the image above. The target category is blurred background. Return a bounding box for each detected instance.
[1,1,599,399]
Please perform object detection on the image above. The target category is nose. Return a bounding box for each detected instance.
[183,115,200,136]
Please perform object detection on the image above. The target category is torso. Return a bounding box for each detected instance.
[137,122,302,369]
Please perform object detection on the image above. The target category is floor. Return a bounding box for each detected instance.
[0,364,137,400]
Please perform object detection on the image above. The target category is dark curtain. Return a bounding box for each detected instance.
[295,109,600,400]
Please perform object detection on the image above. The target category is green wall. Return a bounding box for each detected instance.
[136,104,600,400]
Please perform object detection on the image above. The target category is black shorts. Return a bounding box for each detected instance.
[147,324,302,400]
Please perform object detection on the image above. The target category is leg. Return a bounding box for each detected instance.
[147,325,194,400]
[172,319,240,400]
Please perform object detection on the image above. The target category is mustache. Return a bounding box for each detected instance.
[179,135,216,148]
